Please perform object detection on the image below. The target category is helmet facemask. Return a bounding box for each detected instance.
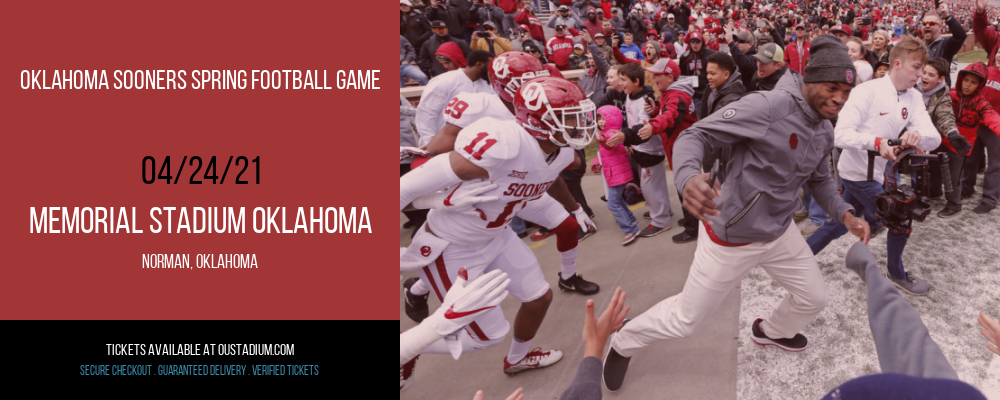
[540,99,597,150]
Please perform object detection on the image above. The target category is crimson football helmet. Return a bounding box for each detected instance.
[489,51,550,102]
[514,76,596,150]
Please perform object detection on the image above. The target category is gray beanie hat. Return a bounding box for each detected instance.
[645,40,661,57]
[803,34,858,87]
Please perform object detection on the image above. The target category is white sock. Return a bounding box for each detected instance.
[559,248,578,278]
[506,337,532,363]
[409,279,430,296]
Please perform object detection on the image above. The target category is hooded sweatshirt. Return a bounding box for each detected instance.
[593,105,633,186]
[672,69,853,244]
[649,77,698,170]
[948,62,1000,155]
[703,68,746,117]
[435,42,468,68]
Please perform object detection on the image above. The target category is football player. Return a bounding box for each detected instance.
[403,52,599,327]
[399,77,597,375]
[413,50,497,148]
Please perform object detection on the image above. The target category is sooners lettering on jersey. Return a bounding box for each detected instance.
[427,118,574,246]
[443,93,514,128]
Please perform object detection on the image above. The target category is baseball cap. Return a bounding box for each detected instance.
[795,23,806,30]
[754,43,784,64]
[735,31,754,43]
[523,43,541,53]
[431,20,447,29]
[483,21,497,29]
[518,24,529,31]
[644,58,681,79]
[574,43,584,50]
[587,8,595,14]
[668,13,675,19]
[400,0,413,6]
[594,32,605,38]
[686,30,703,43]
[831,24,852,36]
[559,5,569,11]
[556,24,567,30]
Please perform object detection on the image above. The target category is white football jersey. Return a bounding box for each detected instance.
[427,117,575,246]
[443,92,515,128]
[415,70,495,147]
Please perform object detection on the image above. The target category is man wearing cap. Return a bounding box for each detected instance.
[609,6,626,31]
[514,7,546,42]
[427,0,469,40]
[549,5,583,30]
[784,24,810,75]
[471,0,505,37]
[723,24,760,89]
[546,24,581,70]
[471,21,514,56]
[582,7,603,39]
[830,24,852,43]
[680,30,717,118]
[419,20,473,77]
[602,35,869,392]
[660,13,683,44]
[751,42,787,92]
[667,0,691,31]
[593,31,618,67]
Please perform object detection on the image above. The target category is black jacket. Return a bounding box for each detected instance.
[700,74,747,117]
[750,65,787,92]
[426,4,469,39]
[728,41,757,90]
[680,47,716,98]
[401,10,434,51]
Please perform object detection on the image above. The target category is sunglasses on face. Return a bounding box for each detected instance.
[432,27,447,32]
[922,21,938,27]
[690,39,702,44]
[528,49,540,53]
[484,27,496,31]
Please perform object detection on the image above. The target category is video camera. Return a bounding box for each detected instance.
[870,140,953,235]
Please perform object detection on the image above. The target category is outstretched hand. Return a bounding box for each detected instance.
[979,312,1000,356]
[843,211,870,244]
[583,287,631,358]
[978,0,988,13]
[637,120,654,139]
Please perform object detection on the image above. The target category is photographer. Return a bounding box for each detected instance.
[602,35,867,392]
[806,36,958,296]
[548,5,583,31]
[470,21,513,56]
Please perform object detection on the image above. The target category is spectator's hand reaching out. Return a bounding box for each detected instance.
[637,120,653,139]
[583,287,631,358]
[979,312,1000,356]
[605,130,626,147]
[978,0,988,13]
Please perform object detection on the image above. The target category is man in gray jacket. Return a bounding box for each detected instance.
[602,35,870,392]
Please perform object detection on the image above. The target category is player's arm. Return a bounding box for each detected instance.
[399,152,492,212]
[424,123,464,158]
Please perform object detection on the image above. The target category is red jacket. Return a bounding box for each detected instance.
[785,40,810,75]
[974,10,1000,68]
[514,9,546,42]
[649,85,698,170]
[497,0,520,13]
[948,63,1000,155]
[545,29,580,70]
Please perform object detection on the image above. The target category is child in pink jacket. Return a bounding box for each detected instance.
[592,105,639,245]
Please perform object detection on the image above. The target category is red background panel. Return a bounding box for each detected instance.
[0,1,397,319]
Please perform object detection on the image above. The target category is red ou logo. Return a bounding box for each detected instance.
[790,133,798,150]
[420,246,431,257]
[901,108,908,119]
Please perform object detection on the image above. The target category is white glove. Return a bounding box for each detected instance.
[425,268,510,336]
[572,205,596,232]
[411,181,498,216]
[400,146,429,161]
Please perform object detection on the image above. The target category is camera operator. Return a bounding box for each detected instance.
[806,36,965,296]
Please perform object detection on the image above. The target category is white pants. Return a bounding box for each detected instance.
[611,222,828,357]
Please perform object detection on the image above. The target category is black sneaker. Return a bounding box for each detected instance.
[603,319,631,391]
[974,202,995,214]
[672,230,697,243]
[517,230,530,239]
[643,211,651,219]
[600,195,608,202]
[638,224,670,237]
[558,272,600,295]
[403,277,430,323]
[937,207,962,219]
[578,227,596,241]
[750,318,807,352]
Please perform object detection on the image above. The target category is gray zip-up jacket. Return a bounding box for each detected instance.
[672,69,854,243]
